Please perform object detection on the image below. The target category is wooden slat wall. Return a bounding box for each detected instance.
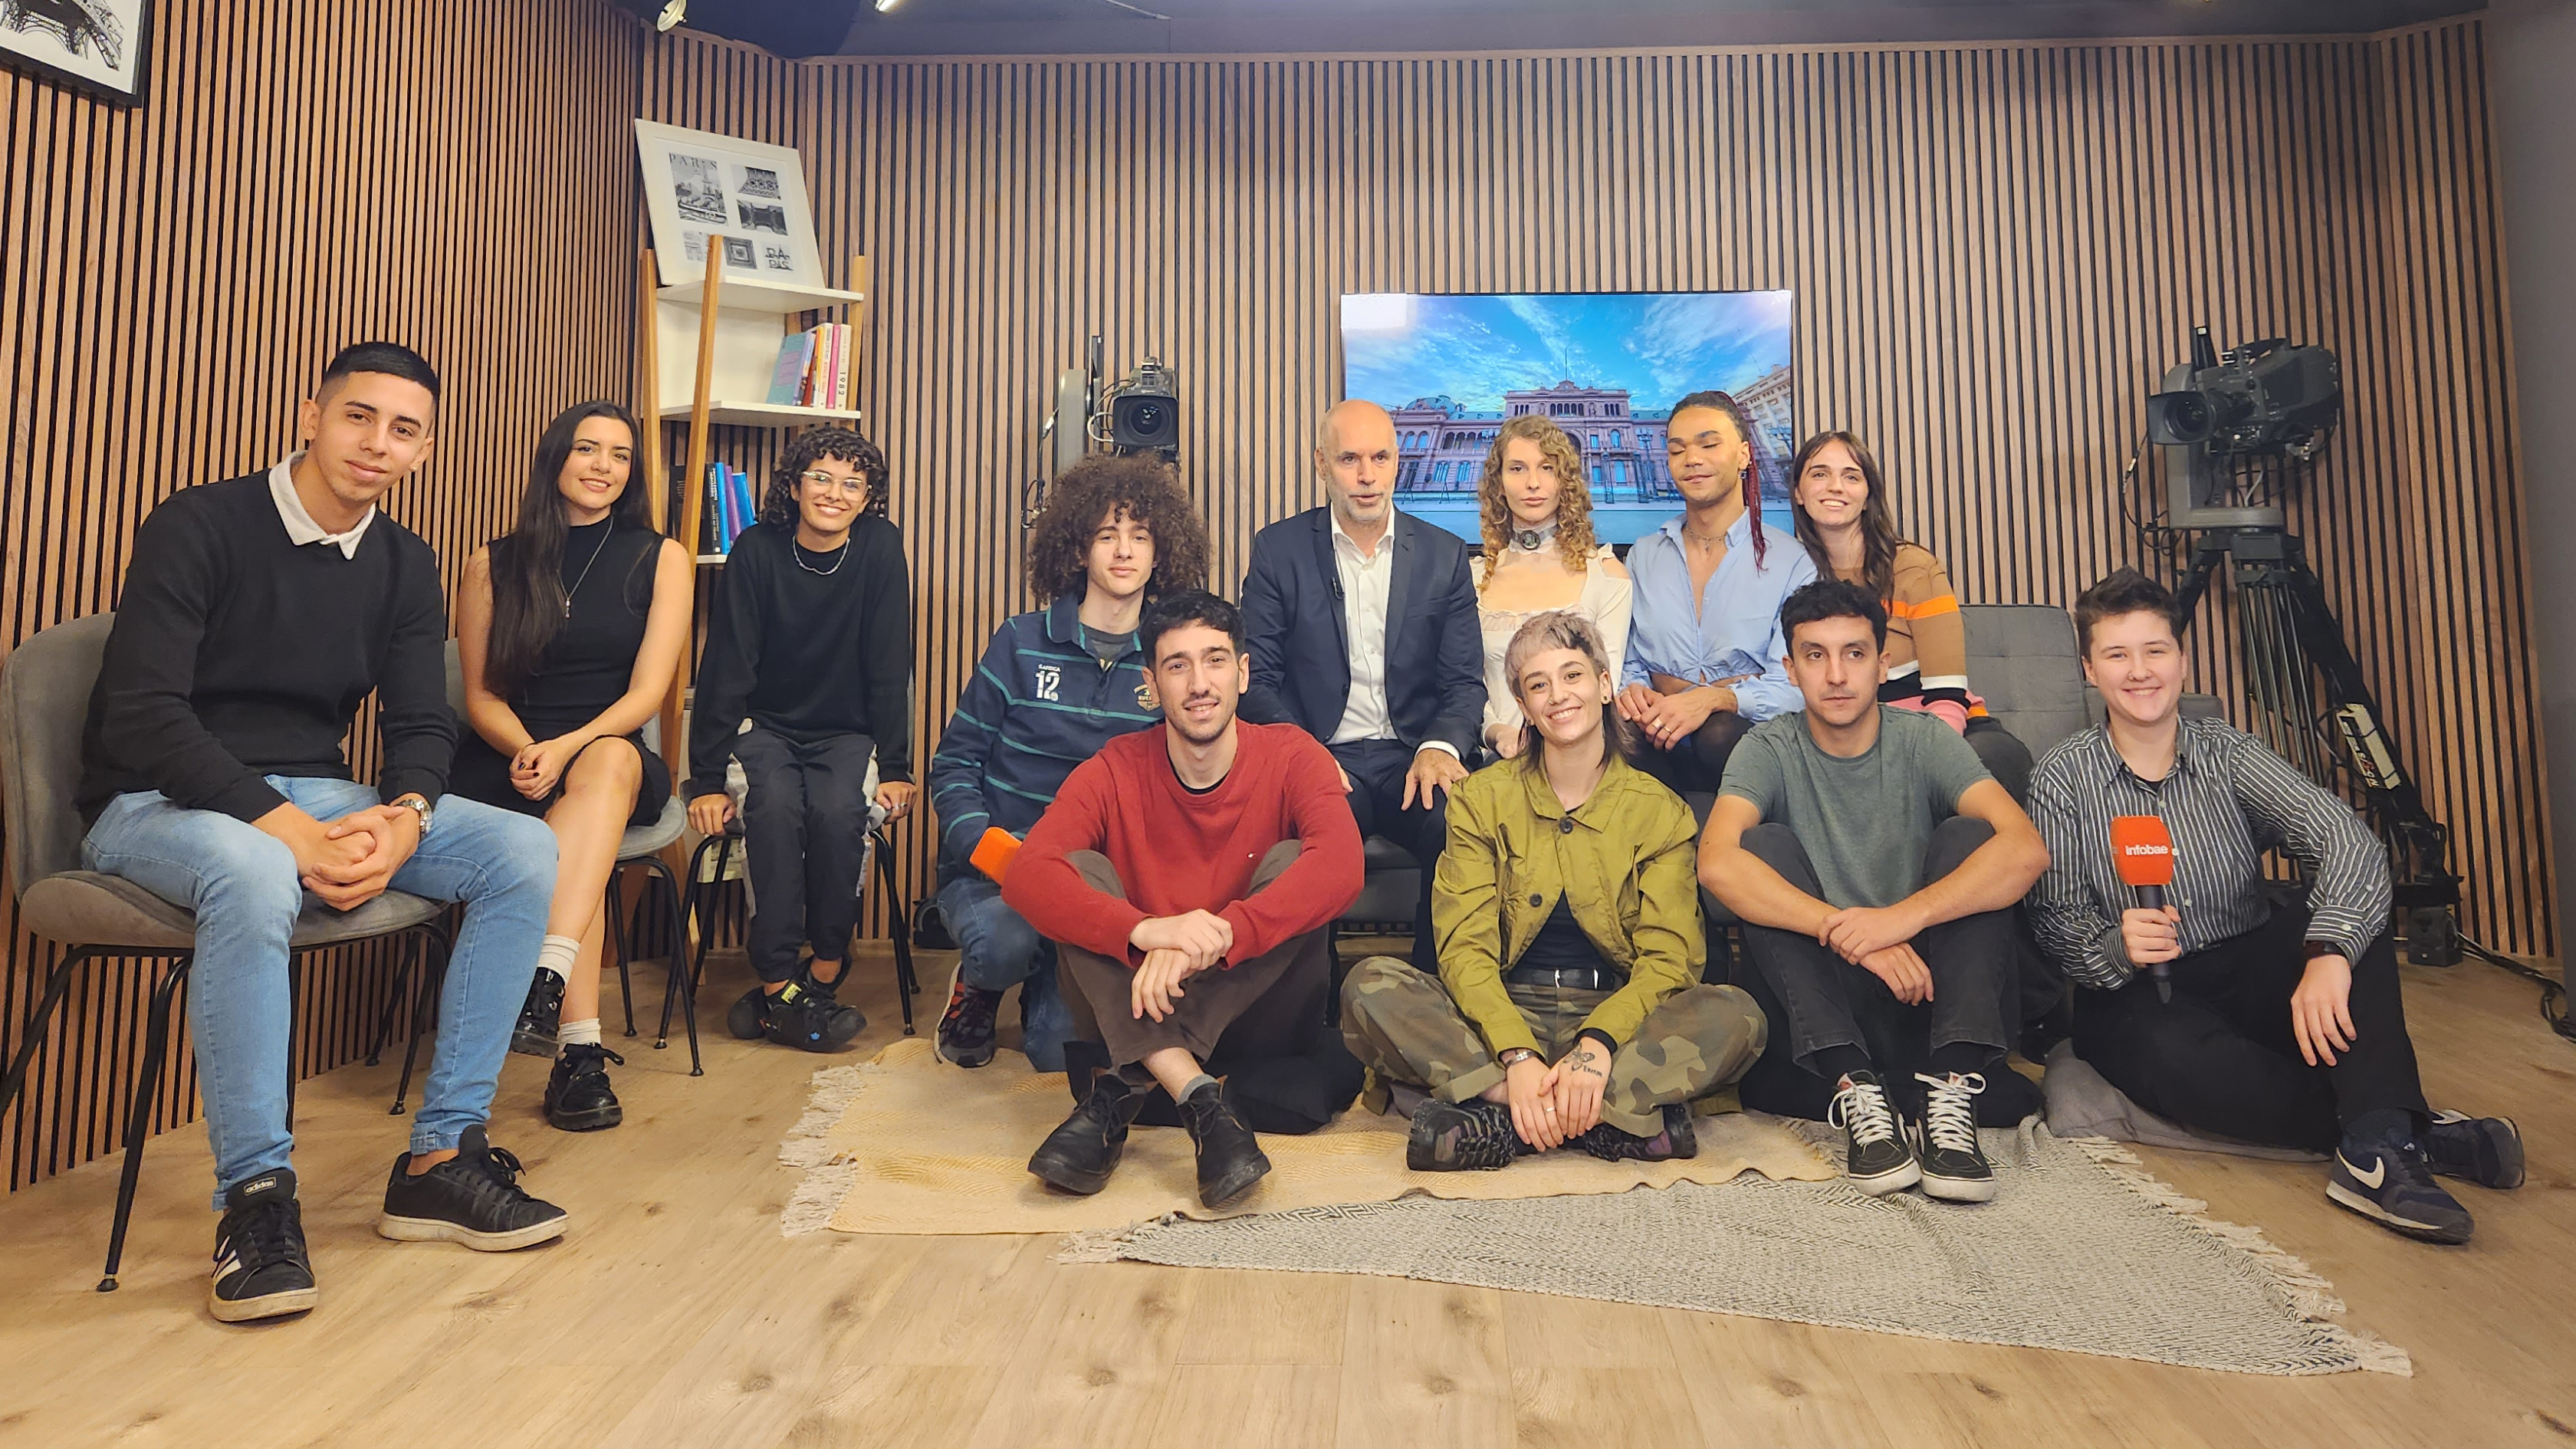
[0,0,645,1190]
[1,9,2543,1194]
[642,18,2548,960]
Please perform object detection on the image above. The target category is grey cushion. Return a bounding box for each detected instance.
[1957,603,2091,754]
[2041,1039,2325,1162]
[3,611,443,952]
[621,795,687,859]
[1341,835,1422,925]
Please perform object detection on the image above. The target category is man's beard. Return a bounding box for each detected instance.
[1169,698,1234,745]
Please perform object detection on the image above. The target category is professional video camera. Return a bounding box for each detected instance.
[1030,337,1181,524]
[2142,326,2463,965]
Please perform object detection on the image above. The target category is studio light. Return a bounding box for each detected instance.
[875,0,903,11]
[656,0,687,31]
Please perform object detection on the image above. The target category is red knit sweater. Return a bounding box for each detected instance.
[1003,721,1363,967]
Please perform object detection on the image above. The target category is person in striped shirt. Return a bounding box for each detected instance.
[926,456,1210,1071]
[1788,431,2033,804]
[2026,568,2525,1244]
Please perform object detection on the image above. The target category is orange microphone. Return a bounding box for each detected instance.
[969,826,1023,883]
[2110,814,2177,1003]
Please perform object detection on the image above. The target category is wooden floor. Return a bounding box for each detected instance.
[1,945,2572,1447]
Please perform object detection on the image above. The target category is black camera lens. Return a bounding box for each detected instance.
[1130,402,1167,434]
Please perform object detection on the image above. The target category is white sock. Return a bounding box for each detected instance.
[534,935,581,984]
[558,1017,603,1050]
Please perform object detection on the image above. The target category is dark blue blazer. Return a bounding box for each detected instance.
[1239,507,1486,760]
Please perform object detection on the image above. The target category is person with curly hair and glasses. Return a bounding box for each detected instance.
[1468,415,1631,760]
[685,427,914,1054]
[928,455,1211,1070]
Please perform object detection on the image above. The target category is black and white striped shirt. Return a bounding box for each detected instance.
[2024,717,2391,990]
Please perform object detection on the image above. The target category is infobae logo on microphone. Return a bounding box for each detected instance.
[2109,815,2176,888]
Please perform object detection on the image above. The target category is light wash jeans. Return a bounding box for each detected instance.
[82,777,557,1208]
[935,872,1071,1072]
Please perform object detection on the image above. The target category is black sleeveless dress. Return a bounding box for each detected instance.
[450,518,674,826]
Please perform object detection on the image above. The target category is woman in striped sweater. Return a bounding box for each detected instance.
[1787,431,2033,803]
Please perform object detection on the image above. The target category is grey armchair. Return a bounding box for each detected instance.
[0,612,449,1292]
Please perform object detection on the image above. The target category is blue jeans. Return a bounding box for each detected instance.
[936,872,1070,1072]
[83,777,557,1208]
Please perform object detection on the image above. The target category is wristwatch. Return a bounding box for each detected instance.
[391,793,435,836]
[1497,1047,1540,1069]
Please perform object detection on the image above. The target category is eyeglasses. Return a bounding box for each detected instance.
[799,471,870,496]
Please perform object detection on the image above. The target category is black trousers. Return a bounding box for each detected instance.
[2072,907,2427,1152]
[1741,816,2017,1076]
[1057,843,1361,1134]
[1332,738,1451,968]
[1963,716,2033,807]
[1625,711,1755,797]
[734,726,876,984]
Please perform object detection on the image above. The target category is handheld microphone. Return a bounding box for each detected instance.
[970,826,1023,883]
[2110,815,2177,1004]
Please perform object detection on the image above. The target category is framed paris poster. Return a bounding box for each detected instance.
[0,0,153,107]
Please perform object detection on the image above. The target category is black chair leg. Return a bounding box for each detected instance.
[101,956,192,1293]
[609,873,639,1040]
[872,829,917,1036]
[634,856,703,1074]
[0,945,97,1120]
[392,931,449,1116]
[366,933,420,1068]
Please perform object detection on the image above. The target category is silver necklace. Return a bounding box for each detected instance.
[562,526,614,617]
[1510,519,1559,554]
[792,537,851,575]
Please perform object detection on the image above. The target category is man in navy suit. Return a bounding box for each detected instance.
[1240,399,1486,968]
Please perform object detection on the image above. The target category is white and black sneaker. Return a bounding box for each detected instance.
[377,1125,571,1251]
[211,1168,317,1323]
[1828,1070,1919,1196]
[1912,1072,1996,1203]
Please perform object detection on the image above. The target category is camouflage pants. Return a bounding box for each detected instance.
[1338,955,1768,1136]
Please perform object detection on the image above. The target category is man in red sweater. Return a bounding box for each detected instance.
[1006,590,1363,1207]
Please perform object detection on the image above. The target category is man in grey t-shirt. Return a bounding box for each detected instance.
[1700,580,2049,1203]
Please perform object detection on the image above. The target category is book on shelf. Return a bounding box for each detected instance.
[767,330,818,406]
[726,465,757,544]
[760,321,856,412]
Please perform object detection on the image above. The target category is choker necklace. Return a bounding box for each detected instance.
[1510,521,1559,554]
[792,537,851,576]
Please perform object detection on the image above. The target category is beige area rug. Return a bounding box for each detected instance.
[777,1037,1835,1237]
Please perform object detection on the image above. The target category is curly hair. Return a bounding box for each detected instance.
[761,426,889,527]
[1024,453,1210,605]
[1475,415,1598,589]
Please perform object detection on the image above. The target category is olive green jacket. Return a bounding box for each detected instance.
[1430,751,1707,1056]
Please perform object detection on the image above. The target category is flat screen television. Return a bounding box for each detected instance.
[1339,290,1796,547]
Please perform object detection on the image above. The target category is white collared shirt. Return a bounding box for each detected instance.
[268,454,376,559]
[1326,509,1460,760]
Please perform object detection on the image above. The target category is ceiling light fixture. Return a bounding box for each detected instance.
[656,0,686,31]
[875,0,903,11]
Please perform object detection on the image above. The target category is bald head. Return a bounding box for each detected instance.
[1315,399,1398,532]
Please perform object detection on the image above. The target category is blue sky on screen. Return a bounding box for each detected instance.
[1340,291,1793,414]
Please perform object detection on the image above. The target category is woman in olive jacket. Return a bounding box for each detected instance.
[1339,610,1769,1170]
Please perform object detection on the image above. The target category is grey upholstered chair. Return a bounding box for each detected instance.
[0,612,449,1292]
[439,642,701,1075]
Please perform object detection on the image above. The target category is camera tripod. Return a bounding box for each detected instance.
[2170,527,2463,965]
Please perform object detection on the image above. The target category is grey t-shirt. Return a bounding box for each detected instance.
[1719,707,1992,909]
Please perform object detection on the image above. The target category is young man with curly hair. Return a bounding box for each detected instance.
[928,455,1211,1069]
[686,427,915,1053]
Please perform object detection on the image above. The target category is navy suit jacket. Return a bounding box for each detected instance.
[1239,508,1486,760]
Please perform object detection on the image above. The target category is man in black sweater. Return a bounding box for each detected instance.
[686,427,915,1053]
[77,343,570,1325]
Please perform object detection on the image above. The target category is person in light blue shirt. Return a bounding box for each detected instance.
[1615,390,1817,794]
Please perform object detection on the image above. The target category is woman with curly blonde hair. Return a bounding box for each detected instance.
[1469,416,1631,757]
[925,452,1211,1070]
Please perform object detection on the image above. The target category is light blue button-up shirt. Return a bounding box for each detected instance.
[1621,510,1815,721]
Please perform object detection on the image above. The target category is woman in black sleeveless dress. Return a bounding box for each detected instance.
[453,400,695,1131]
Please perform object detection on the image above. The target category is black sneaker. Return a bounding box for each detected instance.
[210,1168,316,1323]
[377,1125,571,1251]
[1405,1097,1527,1171]
[2328,1122,2473,1244]
[1829,1070,1919,1196]
[1912,1072,1995,1203]
[1179,1080,1271,1208]
[937,963,1002,1069]
[2426,1109,2525,1189]
[511,970,566,1057]
[1573,1103,1700,1163]
[727,985,770,1040]
[760,975,866,1053]
[544,1043,625,1132]
[1027,1072,1146,1194]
